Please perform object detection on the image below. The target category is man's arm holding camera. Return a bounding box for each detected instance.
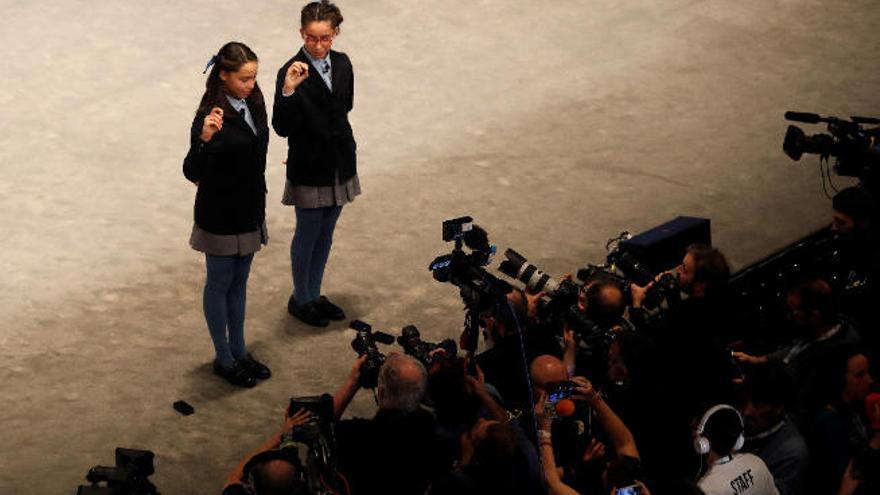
[463,360,509,422]
[333,355,367,420]
[571,376,640,460]
[535,390,582,495]
[223,409,312,490]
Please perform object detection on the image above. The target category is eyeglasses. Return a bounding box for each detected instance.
[304,34,334,44]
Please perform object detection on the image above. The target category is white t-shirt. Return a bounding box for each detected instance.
[698,453,779,495]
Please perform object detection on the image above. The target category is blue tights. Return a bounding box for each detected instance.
[204,253,253,368]
[291,205,342,305]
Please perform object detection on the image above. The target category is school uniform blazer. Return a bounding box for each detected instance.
[272,48,356,187]
[183,95,269,235]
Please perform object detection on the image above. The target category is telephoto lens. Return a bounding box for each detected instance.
[499,248,563,294]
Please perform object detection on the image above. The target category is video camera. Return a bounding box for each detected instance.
[350,320,395,389]
[783,111,880,182]
[429,216,512,312]
[77,448,158,495]
[281,393,344,495]
[396,325,458,368]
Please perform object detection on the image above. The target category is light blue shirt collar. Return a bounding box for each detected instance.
[302,47,332,90]
[303,47,330,67]
[225,94,256,133]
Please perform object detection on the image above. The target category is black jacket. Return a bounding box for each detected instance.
[183,95,269,235]
[335,409,446,495]
[272,48,356,187]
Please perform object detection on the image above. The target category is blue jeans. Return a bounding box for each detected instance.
[204,253,253,367]
[291,205,342,305]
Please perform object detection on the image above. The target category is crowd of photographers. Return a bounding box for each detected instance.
[222,184,877,495]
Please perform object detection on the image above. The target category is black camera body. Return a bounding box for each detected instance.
[280,393,341,495]
[599,238,682,312]
[350,320,395,389]
[498,248,582,326]
[783,111,880,183]
[430,217,512,312]
[396,325,458,367]
[78,448,158,495]
[563,305,617,348]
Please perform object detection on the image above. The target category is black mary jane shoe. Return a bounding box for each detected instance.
[290,300,330,327]
[213,360,257,388]
[316,295,346,321]
[238,353,271,380]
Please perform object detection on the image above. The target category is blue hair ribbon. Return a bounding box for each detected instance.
[202,55,217,74]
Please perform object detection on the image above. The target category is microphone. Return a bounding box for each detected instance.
[784,111,822,123]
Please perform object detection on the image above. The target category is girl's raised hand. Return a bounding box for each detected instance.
[200,107,224,142]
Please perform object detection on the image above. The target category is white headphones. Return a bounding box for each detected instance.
[694,404,745,455]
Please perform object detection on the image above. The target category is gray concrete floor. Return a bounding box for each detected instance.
[1,0,878,493]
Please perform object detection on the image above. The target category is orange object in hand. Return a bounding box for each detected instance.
[555,399,576,417]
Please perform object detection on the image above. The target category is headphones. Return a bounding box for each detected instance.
[694,404,744,455]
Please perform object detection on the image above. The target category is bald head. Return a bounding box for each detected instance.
[252,459,300,495]
[378,353,428,412]
[530,354,568,393]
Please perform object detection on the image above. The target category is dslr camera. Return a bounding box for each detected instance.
[396,324,458,368]
[498,248,581,315]
[587,232,682,312]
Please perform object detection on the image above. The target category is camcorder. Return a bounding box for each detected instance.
[349,319,395,389]
[350,320,460,386]
[281,393,342,495]
[429,216,512,313]
[783,111,880,183]
[430,217,513,369]
[76,448,158,495]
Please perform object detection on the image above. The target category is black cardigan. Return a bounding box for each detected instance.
[183,95,269,235]
[272,48,356,187]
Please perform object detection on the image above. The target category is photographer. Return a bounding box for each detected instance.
[630,244,738,410]
[427,355,511,461]
[429,416,541,495]
[629,244,732,343]
[564,274,630,384]
[629,245,738,477]
[332,352,445,495]
[472,291,535,411]
[535,375,644,495]
[222,408,312,495]
[530,355,642,493]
